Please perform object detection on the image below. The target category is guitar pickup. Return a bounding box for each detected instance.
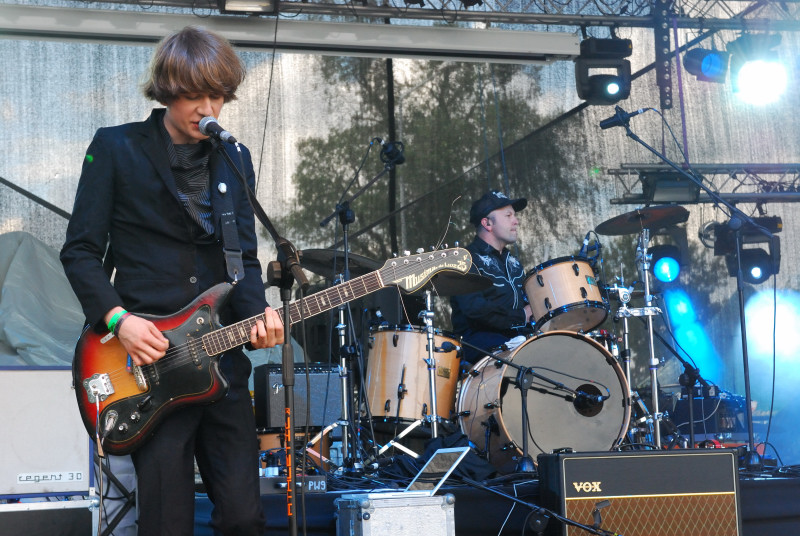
[133,364,149,391]
[83,373,114,404]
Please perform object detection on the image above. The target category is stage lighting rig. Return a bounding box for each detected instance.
[728,34,787,105]
[708,216,782,285]
[575,38,632,105]
[683,47,730,83]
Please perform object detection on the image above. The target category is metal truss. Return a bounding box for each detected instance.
[607,163,800,206]
[63,0,800,30]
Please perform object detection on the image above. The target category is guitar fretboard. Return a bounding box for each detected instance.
[202,271,383,356]
[200,247,470,357]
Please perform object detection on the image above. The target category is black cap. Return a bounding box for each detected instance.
[469,190,528,225]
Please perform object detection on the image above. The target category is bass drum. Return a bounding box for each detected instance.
[458,331,630,473]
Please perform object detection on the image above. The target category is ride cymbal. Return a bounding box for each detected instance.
[595,205,689,236]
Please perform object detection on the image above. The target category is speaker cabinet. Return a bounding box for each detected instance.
[0,367,92,497]
[537,449,742,536]
[253,364,342,430]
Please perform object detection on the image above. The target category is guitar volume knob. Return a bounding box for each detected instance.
[130,411,141,423]
[117,423,129,435]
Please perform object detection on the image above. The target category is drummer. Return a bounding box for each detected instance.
[451,190,533,365]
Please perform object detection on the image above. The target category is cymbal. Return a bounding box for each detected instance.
[298,249,381,278]
[407,272,492,297]
[595,205,690,236]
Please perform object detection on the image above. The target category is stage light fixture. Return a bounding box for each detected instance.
[216,0,277,14]
[650,244,682,283]
[640,171,701,203]
[683,48,730,83]
[728,34,787,105]
[575,38,632,105]
[725,247,775,285]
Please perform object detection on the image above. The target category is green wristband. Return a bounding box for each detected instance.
[107,309,128,333]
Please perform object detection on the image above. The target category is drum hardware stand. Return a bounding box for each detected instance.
[369,288,449,459]
[607,280,656,446]
[637,229,665,447]
[420,288,442,439]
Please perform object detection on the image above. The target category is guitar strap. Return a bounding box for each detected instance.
[216,187,245,283]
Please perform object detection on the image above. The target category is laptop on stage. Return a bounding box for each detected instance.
[365,446,471,499]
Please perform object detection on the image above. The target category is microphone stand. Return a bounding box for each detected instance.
[611,112,775,469]
[319,143,404,471]
[211,141,309,536]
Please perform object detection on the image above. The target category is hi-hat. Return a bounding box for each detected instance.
[407,272,492,297]
[299,249,381,278]
[595,205,690,236]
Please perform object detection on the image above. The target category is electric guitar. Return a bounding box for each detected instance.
[73,248,472,455]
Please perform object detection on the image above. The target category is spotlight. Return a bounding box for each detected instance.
[575,38,632,105]
[728,34,787,105]
[683,48,730,83]
[650,244,682,283]
[725,247,776,285]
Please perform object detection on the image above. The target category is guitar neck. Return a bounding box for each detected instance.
[202,271,383,356]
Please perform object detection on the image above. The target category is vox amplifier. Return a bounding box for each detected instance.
[537,449,742,536]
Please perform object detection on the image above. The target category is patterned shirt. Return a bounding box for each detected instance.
[450,236,530,338]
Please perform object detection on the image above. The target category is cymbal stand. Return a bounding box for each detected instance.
[607,279,655,446]
[420,288,441,439]
[634,228,664,448]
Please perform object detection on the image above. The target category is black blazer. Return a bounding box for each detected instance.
[61,109,267,332]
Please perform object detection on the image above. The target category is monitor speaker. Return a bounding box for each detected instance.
[537,449,742,536]
[253,364,342,430]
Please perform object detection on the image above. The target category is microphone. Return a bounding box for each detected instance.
[379,138,405,166]
[199,116,238,144]
[438,341,460,353]
[365,456,397,471]
[578,231,591,256]
[575,391,608,406]
[599,106,648,130]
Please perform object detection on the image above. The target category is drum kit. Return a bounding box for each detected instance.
[298,205,691,474]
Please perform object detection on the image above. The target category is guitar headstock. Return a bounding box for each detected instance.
[378,247,473,293]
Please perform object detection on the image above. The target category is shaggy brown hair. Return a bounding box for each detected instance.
[142,26,245,104]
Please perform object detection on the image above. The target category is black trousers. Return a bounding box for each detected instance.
[132,354,264,536]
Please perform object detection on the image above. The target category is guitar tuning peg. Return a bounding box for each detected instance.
[430,246,435,251]
[454,241,460,247]
[443,243,449,249]
[403,250,410,256]
[392,252,398,258]
[416,248,424,254]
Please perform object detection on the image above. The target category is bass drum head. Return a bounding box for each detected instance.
[458,331,630,472]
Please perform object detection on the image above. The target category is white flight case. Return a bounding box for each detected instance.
[335,493,456,536]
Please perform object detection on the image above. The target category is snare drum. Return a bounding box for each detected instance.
[524,256,608,332]
[365,325,461,423]
[458,331,630,473]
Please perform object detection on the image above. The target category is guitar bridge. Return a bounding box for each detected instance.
[83,373,115,404]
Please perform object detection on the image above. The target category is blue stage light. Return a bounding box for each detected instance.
[683,48,730,83]
[650,244,682,283]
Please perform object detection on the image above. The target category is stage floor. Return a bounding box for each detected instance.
[194,470,800,535]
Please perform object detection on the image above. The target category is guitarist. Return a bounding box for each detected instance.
[60,26,283,535]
